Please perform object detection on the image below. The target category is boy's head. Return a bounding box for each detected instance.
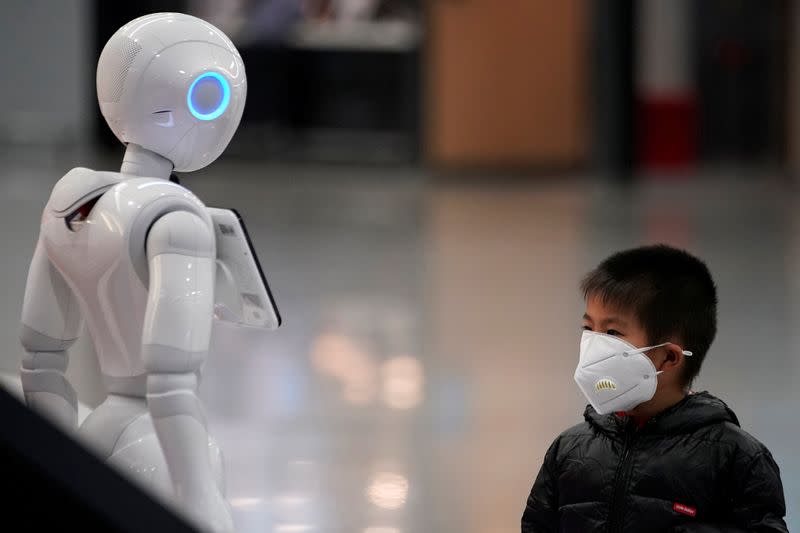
[580,244,718,390]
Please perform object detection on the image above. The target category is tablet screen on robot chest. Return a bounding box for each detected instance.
[207,207,281,330]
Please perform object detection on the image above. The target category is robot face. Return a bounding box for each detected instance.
[97,13,247,173]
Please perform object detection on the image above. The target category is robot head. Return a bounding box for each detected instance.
[97,13,247,172]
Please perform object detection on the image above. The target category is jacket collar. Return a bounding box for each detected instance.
[583,391,740,437]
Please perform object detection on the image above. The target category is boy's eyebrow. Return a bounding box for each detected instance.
[601,317,628,328]
[582,313,629,328]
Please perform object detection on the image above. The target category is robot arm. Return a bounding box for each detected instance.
[19,238,83,432]
[142,210,232,532]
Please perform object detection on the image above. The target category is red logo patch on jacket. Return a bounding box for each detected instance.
[673,502,697,517]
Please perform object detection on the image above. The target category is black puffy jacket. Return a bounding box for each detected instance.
[521,392,788,532]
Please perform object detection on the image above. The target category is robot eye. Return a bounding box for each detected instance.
[187,72,230,121]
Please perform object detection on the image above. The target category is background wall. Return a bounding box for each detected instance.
[1,0,92,146]
[426,0,587,168]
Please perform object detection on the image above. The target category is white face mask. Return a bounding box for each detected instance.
[574,330,692,415]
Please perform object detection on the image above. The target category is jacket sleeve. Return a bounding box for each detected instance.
[728,449,789,532]
[521,437,560,533]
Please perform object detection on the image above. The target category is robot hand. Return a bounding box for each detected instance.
[146,375,236,533]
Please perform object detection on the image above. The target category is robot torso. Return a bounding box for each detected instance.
[39,167,213,381]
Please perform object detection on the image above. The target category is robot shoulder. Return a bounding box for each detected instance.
[111,177,206,210]
[116,179,214,284]
[47,167,123,216]
[147,210,215,258]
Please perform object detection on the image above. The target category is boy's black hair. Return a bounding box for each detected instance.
[580,244,718,387]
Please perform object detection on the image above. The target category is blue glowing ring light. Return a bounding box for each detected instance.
[187,72,230,121]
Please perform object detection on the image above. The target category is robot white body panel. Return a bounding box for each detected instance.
[37,169,211,379]
[17,12,263,533]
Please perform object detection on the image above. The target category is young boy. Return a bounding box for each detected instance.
[521,244,788,532]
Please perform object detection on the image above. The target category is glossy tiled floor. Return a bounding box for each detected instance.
[0,147,797,532]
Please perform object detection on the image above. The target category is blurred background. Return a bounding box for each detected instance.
[1,0,799,531]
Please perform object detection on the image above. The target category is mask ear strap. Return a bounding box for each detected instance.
[627,342,670,356]
[630,343,693,357]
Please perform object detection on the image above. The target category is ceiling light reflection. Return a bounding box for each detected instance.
[273,494,310,507]
[274,525,313,533]
[229,497,263,508]
[381,356,424,409]
[311,332,377,405]
[367,472,409,510]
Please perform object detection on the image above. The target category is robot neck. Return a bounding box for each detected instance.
[120,144,174,179]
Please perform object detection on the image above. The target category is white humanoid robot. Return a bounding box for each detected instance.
[18,12,280,533]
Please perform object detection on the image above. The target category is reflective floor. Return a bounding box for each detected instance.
[0,147,798,532]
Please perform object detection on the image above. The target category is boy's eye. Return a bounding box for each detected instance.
[582,325,592,331]
[606,329,622,336]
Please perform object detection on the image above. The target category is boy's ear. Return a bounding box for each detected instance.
[660,344,685,370]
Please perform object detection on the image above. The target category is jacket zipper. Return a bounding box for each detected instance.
[607,422,637,533]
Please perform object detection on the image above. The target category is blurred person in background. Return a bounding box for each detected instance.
[190,0,302,44]
[191,0,416,30]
